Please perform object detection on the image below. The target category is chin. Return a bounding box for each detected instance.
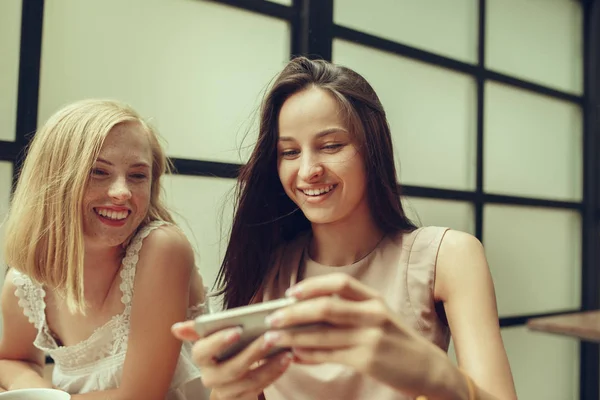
[303,213,337,225]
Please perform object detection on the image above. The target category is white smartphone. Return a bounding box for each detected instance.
[194,297,298,362]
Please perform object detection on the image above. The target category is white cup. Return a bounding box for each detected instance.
[0,388,70,399]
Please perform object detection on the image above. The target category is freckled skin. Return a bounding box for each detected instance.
[82,122,153,249]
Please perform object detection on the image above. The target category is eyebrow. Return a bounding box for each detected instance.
[279,127,349,142]
[96,158,151,169]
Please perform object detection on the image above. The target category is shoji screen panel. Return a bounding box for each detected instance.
[333,0,479,63]
[484,82,582,202]
[503,327,579,400]
[38,0,290,164]
[483,204,581,317]
[0,162,14,335]
[162,175,236,298]
[403,197,475,235]
[332,40,477,191]
[0,0,21,142]
[486,0,583,95]
[266,0,292,5]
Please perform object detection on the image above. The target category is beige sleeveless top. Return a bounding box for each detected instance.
[261,226,451,400]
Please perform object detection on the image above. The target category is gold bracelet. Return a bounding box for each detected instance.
[414,369,476,400]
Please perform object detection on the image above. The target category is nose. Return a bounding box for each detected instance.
[108,176,132,202]
[298,153,324,182]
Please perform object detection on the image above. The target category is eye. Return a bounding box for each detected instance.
[322,143,344,152]
[280,149,300,158]
[129,173,148,180]
[91,168,108,177]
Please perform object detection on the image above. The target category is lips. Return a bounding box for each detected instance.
[93,207,130,221]
[300,184,336,197]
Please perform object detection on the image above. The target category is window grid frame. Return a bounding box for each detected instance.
[7,0,600,397]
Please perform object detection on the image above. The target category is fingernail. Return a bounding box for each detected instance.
[281,352,293,367]
[265,311,283,328]
[171,322,185,331]
[285,286,302,298]
[224,327,243,343]
[263,331,281,347]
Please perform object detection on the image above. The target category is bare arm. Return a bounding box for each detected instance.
[0,269,54,390]
[435,230,517,400]
[73,226,201,400]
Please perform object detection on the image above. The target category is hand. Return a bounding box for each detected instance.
[172,322,292,400]
[262,273,452,398]
[8,375,55,391]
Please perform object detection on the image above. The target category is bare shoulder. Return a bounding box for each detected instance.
[138,224,194,267]
[439,229,485,259]
[130,225,197,291]
[141,224,192,252]
[1,269,20,309]
[435,229,491,302]
[0,269,44,364]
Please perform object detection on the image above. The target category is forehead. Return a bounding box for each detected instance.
[278,87,348,138]
[98,121,152,163]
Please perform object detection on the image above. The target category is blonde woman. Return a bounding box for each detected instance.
[0,100,208,400]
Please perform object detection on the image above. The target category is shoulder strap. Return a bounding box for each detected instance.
[119,220,170,306]
[404,226,449,331]
[11,270,46,329]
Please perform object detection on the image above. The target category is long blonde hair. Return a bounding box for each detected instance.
[3,99,174,313]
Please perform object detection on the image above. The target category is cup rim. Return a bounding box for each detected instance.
[0,388,70,399]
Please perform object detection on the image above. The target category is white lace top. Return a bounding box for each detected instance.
[12,221,209,399]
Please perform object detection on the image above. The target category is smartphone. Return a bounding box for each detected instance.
[194,297,298,362]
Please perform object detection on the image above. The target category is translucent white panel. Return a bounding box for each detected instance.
[0,162,13,335]
[486,0,583,94]
[0,0,21,141]
[334,0,478,63]
[39,0,290,163]
[447,339,458,365]
[485,83,582,201]
[333,40,477,190]
[402,197,475,235]
[162,175,236,295]
[266,0,292,5]
[484,205,580,316]
[503,326,579,400]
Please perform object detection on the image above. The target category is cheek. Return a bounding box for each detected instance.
[83,184,102,204]
[278,164,298,199]
[344,158,368,194]
[278,163,293,185]
[133,184,152,205]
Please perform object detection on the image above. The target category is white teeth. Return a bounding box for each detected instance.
[95,208,128,220]
[302,185,335,196]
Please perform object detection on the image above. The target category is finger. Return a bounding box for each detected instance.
[267,297,385,329]
[202,332,285,387]
[292,347,358,366]
[215,352,293,399]
[264,326,360,349]
[286,273,380,301]
[190,327,244,366]
[171,321,200,342]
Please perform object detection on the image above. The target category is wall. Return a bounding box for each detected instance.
[0,0,585,398]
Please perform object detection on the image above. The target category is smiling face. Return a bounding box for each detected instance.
[277,86,369,226]
[82,121,153,248]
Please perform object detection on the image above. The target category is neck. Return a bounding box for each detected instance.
[309,200,384,266]
[82,242,124,307]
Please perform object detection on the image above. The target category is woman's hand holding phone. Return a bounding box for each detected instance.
[171,304,294,400]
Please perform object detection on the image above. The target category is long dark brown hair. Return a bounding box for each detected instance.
[216,57,416,309]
